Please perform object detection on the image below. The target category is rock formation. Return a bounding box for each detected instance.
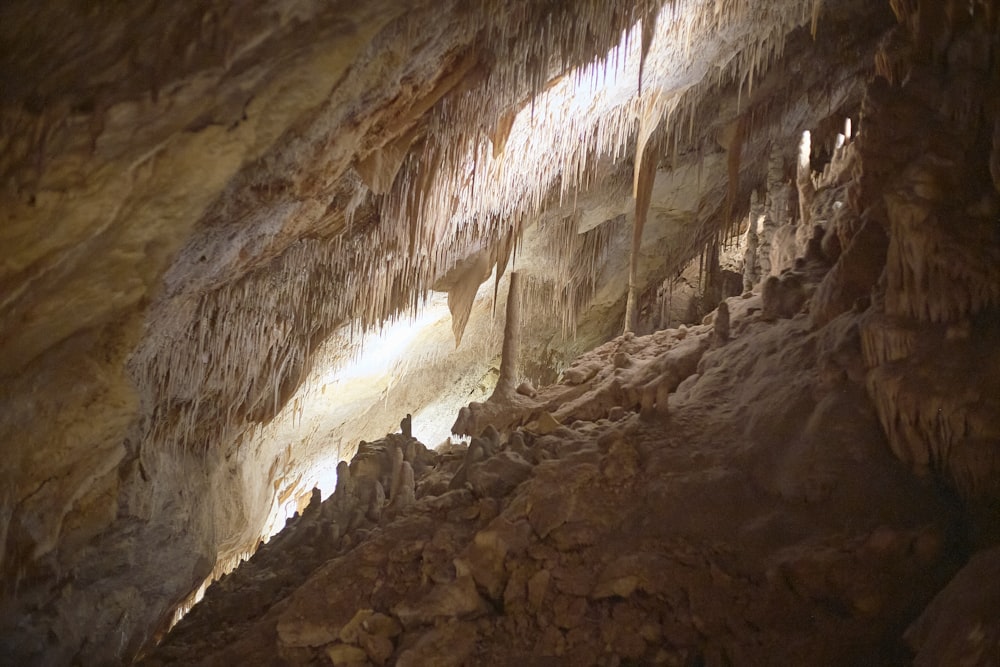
[1,0,998,664]
[140,240,971,665]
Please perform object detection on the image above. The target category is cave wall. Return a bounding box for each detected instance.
[140,26,1000,657]
[7,0,997,663]
[810,1,1000,515]
[2,2,470,659]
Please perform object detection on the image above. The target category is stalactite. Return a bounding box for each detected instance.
[915,0,949,63]
[129,0,835,473]
[625,123,662,334]
[727,115,746,226]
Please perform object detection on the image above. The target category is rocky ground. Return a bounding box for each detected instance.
[139,22,1000,657]
[141,262,975,666]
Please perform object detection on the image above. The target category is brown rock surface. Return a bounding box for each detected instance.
[147,341,949,664]
[906,546,1000,667]
[141,252,965,665]
[3,0,999,664]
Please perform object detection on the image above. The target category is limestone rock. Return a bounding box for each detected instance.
[811,216,888,327]
[906,546,1000,667]
[458,517,532,600]
[338,609,376,644]
[145,279,964,667]
[526,569,551,611]
[358,631,394,665]
[516,381,538,398]
[527,411,561,435]
[362,613,402,639]
[391,461,416,508]
[713,300,730,345]
[7,4,994,664]
[761,272,808,320]
[277,616,340,649]
[392,569,488,629]
[394,621,477,667]
[466,451,534,498]
[325,643,369,667]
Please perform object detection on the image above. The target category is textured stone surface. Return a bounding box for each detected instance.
[141,271,963,665]
[3,0,998,664]
[906,546,1000,667]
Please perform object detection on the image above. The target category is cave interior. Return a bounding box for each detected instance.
[1,0,999,664]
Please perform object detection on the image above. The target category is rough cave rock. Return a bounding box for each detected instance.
[1,0,998,664]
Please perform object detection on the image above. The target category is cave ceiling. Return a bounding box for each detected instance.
[0,0,905,662]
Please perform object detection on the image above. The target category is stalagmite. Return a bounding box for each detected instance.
[743,190,762,291]
[119,0,840,473]
[655,377,671,420]
[638,381,658,421]
[761,273,806,320]
[759,146,783,277]
[324,460,357,525]
[393,462,416,508]
[796,130,816,232]
[757,147,781,278]
[713,300,730,344]
[365,481,386,523]
[388,445,405,502]
[303,487,322,517]
[482,424,502,456]
[449,439,487,491]
[492,271,522,399]
[5,1,954,663]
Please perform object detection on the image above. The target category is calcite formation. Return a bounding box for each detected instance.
[141,257,963,666]
[855,16,1000,503]
[146,88,1000,658]
[2,0,999,664]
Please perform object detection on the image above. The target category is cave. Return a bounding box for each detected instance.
[2,0,999,664]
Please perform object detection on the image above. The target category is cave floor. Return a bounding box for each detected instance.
[143,291,964,666]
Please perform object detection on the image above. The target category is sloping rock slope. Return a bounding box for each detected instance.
[142,285,966,666]
[142,13,1000,664]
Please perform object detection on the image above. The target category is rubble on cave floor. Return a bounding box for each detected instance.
[141,282,967,666]
[143,39,1000,656]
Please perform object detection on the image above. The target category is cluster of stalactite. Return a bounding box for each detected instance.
[811,1,1000,499]
[126,0,839,468]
